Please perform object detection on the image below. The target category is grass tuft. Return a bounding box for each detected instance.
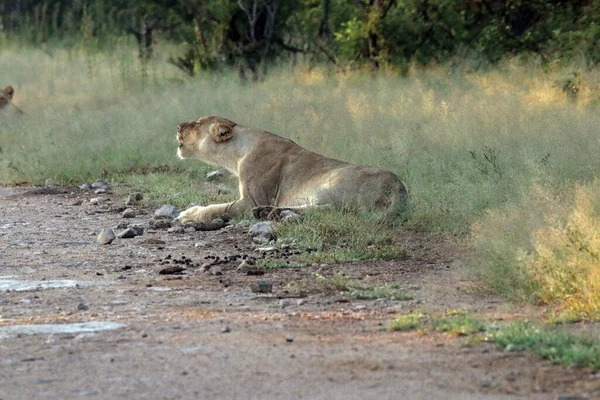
[313,273,413,300]
[387,314,423,331]
[115,171,236,209]
[255,259,303,269]
[274,207,406,263]
[387,312,600,371]
[432,311,486,336]
[494,322,600,370]
[349,285,414,301]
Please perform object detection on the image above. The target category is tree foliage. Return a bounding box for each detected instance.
[3,0,600,75]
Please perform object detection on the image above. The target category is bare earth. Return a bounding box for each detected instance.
[1,186,598,400]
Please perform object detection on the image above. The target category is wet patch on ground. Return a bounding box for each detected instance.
[0,321,126,338]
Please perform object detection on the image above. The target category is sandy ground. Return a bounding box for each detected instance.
[1,186,599,400]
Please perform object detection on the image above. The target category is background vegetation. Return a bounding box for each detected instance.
[1,0,600,321]
[4,0,600,78]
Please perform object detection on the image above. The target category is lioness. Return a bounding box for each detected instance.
[176,116,407,223]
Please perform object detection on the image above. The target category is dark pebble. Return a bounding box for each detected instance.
[250,281,273,293]
[159,266,186,275]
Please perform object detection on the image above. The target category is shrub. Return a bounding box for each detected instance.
[470,182,600,320]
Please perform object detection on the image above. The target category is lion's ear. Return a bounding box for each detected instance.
[209,122,234,143]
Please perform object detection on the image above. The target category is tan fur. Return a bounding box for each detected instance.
[176,116,407,223]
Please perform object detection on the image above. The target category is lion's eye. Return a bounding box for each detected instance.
[178,143,184,148]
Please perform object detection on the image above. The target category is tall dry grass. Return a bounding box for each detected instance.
[471,182,600,320]
[3,47,600,232]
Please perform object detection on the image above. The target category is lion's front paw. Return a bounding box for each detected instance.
[177,206,208,224]
[252,206,276,220]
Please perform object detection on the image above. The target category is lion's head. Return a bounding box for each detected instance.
[176,116,237,159]
[3,86,14,98]
[0,86,15,109]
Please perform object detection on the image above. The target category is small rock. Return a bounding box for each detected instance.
[94,188,108,195]
[248,221,274,240]
[158,266,186,275]
[279,299,292,308]
[122,208,136,218]
[97,228,116,245]
[80,183,92,190]
[44,178,57,187]
[246,269,265,276]
[71,199,83,206]
[116,221,129,229]
[130,226,144,236]
[296,299,307,306]
[168,226,185,234]
[154,204,178,219]
[149,220,172,230]
[117,228,137,239]
[77,303,89,311]
[285,337,294,343]
[252,236,270,245]
[235,220,252,228]
[92,179,109,189]
[183,227,196,234]
[125,192,143,206]
[190,218,226,231]
[255,246,277,253]
[221,326,231,333]
[206,168,231,181]
[250,280,272,294]
[194,241,208,249]
[211,266,224,276]
[279,210,299,222]
[90,197,108,205]
[480,379,492,389]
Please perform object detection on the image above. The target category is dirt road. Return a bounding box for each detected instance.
[0,186,598,399]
